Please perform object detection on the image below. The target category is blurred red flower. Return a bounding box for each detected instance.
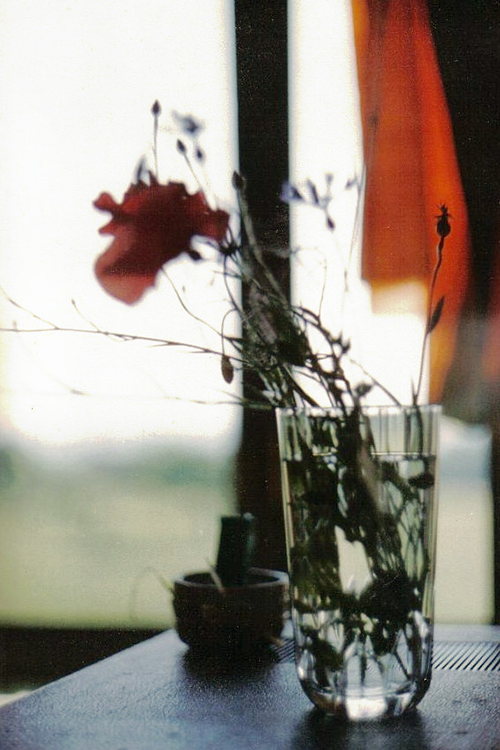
[94,176,229,304]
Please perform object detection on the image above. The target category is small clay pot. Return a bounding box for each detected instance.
[173,568,289,651]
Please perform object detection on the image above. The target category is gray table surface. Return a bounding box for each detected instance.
[0,625,499,749]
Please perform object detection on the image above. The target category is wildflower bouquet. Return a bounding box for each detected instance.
[92,102,447,718]
[93,105,448,413]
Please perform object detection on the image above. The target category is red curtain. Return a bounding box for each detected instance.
[352,0,470,402]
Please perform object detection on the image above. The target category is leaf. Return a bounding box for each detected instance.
[293,598,316,615]
[355,382,372,398]
[427,295,445,333]
[409,471,435,489]
[309,637,344,671]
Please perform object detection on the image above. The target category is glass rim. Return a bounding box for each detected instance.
[275,404,442,418]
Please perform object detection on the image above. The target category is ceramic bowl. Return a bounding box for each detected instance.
[173,568,289,651]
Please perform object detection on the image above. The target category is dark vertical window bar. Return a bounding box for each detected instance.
[234,0,289,570]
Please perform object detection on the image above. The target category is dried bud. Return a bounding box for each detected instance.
[306,180,319,205]
[280,182,303,203]
[436,204,451,238]
[172,112,202,135]
[221,355,234,384]
[232,171,245,190]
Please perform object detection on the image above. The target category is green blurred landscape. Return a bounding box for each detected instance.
[0,443,235,628]
[0,417,495,628]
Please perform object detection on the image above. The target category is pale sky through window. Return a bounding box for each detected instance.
[0,0,240,454]
[0,0,426,455]
[289,0,427,408]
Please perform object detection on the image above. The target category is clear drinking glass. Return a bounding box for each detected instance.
[276,405,440,720]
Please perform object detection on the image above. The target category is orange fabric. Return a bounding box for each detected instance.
[352,0,470,401]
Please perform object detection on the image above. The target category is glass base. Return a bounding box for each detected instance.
[299,677,431,720]
[294,619,433,720]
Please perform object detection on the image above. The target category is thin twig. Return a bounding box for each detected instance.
[414,231,446,403]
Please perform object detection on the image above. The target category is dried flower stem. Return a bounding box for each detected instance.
[151,100,161,179]
[414,206,449,403]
